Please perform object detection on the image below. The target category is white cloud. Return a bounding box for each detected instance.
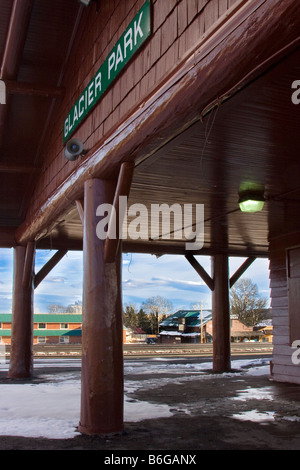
[0,249,270,313]
[45,276,67,284]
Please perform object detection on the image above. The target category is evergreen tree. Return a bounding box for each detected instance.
[123,304,139,328]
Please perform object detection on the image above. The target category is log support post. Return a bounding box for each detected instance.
[8,242,35,378]
[211,253,231,373]
[78,175,125,435]
[186,253,258,372]
[8,243,68,378]
[185,253,231,372]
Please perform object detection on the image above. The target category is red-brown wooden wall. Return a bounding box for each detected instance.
[26,0,241,223]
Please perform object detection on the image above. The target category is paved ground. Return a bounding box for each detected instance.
[0,355,300,451]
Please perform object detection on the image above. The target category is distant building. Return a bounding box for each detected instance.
[124,326,147,343]
[159,310,209,344]
[254,319,273,343]
[0,313,82,345]
[159,310,273,344]
[0,313,131,345]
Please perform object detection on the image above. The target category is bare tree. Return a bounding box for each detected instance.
[48,300,82,313]
[48,303,66,313]
[230,278,268,326]
[142,296,173,334]
[66,301,82,313]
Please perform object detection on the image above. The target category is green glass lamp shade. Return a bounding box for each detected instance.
[239,193,265,212]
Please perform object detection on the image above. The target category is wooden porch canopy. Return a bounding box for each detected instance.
[0,0,81,245]
[0,0,299,436]
[0,0,299,259]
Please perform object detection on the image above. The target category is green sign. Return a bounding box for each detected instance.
[63,0,151,142]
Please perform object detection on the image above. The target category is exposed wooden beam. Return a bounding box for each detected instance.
[185,253,214,291]
[15,0,300,247]
[8,245,34,379]
[5,79,65,98]
[123,242,269,257]
[229,256,256,288]
[0,227,16,247]
[36,237,82,251]
[35,234,269,258]
[212,253,231,372]
[0,1,33,79]
[0,164,39,174]
[79,177,123,434]
[104,162,134,263]
[75,199,84,225]
[0,0,34,149]
[22,241,35,289]
[34,249,68,289]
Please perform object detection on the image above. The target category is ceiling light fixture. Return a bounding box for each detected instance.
[238,191,265,213]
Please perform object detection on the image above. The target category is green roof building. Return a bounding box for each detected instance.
[0,313,82,345]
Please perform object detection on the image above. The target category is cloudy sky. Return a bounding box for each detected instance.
[0,248,270,314]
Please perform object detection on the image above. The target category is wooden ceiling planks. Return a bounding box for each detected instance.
[0,0,81,230]
[0,0,299,257]
[39,46,300,256]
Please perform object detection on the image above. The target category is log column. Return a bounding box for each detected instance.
[8,243,35,378]
[211,253,231,373]
[78,178,124,435]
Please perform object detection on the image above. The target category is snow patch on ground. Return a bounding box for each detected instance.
[0,357,270,439]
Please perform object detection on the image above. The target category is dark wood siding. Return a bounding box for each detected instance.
[270,233,300,384]
[287,247,300,344]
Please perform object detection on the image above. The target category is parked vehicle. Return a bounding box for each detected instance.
[146,338,157,344]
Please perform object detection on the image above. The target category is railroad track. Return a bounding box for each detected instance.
[3,342,272,358]
[123,343,273,357]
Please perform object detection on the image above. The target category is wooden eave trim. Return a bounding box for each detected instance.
[15,0,300,246]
